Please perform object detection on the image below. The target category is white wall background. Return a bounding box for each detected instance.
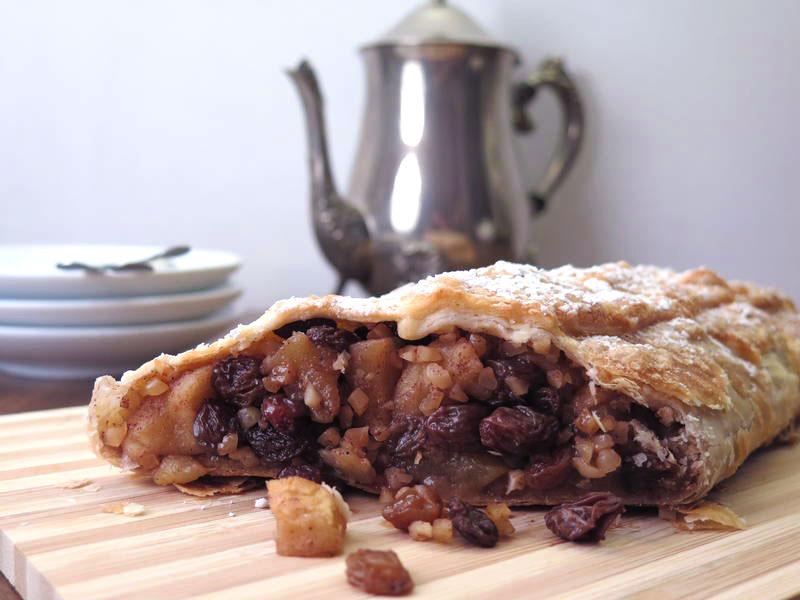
[1,0,799,310]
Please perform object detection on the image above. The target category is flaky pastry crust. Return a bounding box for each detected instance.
[88,261,800,505]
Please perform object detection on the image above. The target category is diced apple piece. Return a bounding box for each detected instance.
[124,366,214,459]
[434,338,485,398]
[267,477,349,557]
[152,455,209,485]
[346,338,402,427]
[320,447,377,485]
[392,362,437,416]
[268,333,340,423]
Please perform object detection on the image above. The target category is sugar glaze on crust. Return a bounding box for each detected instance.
[88,261,800,505]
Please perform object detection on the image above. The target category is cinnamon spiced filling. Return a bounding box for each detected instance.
[191,319,700,503]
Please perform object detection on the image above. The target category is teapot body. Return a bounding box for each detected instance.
[349,45,532,294]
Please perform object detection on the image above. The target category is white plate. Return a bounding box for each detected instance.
[0,245,241,299]
[0,310,239,379]
[0,285,241,326]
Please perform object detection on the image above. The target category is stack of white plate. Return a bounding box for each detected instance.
[0,245,242,379]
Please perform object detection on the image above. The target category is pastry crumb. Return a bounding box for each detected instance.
[660,500,746,531]
[408,520,433,541]
[61,479,92,489]
[102,501,146,517]
[486,503,515,537]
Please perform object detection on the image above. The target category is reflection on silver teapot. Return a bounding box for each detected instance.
[289,0,583,295]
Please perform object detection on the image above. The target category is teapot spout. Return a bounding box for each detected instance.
[287,60,371,291]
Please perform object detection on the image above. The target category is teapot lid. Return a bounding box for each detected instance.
[365,0,513,52]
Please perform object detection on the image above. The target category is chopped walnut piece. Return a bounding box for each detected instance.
[143,377,169,396]
[418,389,444,416]
[317,426,342,448]
[320,446,377,485]
[216,432,238,456]
[431,518,453,543]
[399,345,442,363]
[485,503,515,537]
[506,469,526,494]
[267,477,349,557]
[347,388,370,416]
[409,520,433,541]
[332,351,350,373]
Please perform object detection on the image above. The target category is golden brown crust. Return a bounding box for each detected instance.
[88,261,800,504]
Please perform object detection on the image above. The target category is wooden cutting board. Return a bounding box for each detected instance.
[1,407,799,600]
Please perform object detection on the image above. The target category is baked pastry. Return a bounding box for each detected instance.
[88,261,800,506]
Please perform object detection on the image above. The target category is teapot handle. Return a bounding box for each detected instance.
[512,57,584,214]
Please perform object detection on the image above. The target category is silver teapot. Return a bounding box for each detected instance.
[289,0,583,295]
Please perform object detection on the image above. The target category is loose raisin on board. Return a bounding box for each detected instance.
[212,356,266,407]
[346,549,413,596]
[447,498,499,548]
[544,492,624,542]
[382,484,442,530]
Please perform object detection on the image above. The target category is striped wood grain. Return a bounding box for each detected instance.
[1,407,799,599]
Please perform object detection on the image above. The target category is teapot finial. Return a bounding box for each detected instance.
[286,60,371,293]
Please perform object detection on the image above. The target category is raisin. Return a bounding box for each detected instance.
[479,406,558,455]
[425,405,488,451]
[346,549,413,596]
[525,446,573,490]
[305,325,360,353]
[447,498,499,548]
[212,356,266,407]
[530,386,561,415]
[277,463,322,483]
[382,484,442,530]
[260,392,307,432]
[544,492,624,542]
[192,399,237,451]
[486,357,546,405]
[245,425,307,464]
[274,318,336,339]
[388,416,426,463]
